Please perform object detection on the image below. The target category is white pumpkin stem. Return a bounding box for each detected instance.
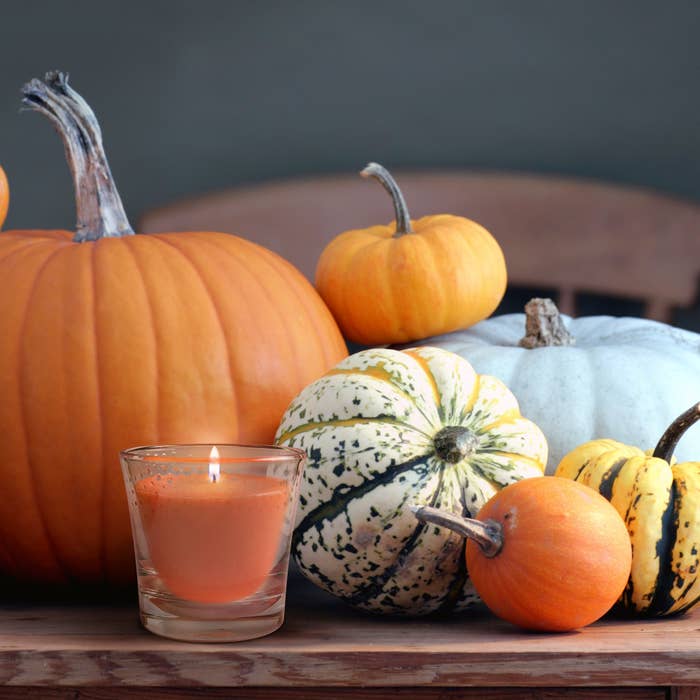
[410,504,502,558]
[22,71,134,242]
[519,297,575,348]
[361,162,413,236]
[652,402,700,461]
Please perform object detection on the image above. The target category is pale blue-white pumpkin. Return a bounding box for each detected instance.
[274,346,547,615]
[413,298,700,472]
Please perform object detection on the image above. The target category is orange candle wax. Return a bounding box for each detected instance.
[135,472,289,603]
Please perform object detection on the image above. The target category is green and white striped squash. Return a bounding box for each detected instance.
[274,346,547,615]
[556,403,700,617]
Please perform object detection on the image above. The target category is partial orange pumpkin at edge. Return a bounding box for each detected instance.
[0,165,9,229]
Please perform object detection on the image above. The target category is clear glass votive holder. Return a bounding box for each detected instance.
[120,443,305,643]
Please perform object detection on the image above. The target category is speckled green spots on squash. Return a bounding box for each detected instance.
[275,346,548,615]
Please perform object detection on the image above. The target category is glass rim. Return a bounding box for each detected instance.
[119,443,306,464]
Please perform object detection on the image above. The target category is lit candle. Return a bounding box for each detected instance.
[134,447,289,604]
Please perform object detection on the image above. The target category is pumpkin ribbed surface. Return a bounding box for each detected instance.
[556,441,700,616]
[275,346,547,615]
[0,229,347,585]
[316,214,507,345]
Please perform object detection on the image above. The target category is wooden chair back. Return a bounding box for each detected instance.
[139,171,700,323]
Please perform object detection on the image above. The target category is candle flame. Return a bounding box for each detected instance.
[209,446,220,483]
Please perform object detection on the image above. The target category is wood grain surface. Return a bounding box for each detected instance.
[0,687,675,699]
[0,572,698,692]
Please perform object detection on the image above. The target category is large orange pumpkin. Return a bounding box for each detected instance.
[0,165,8,228]
[0,72,346,587]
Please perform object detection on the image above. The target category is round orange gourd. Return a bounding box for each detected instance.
[0,165,8,228]
[0,72,346,587]
[315,163,507,345]
[413,477,632,631]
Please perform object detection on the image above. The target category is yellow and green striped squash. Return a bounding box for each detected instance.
[275,346,547,615]
[555,404,700,617]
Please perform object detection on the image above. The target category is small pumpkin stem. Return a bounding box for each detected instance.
[652,402,700,461]
[360,162,413,236]
[22,71,134,242]
[518,297,575,348]
[410,504,503,558]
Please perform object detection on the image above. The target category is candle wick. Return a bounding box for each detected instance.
[210,473,218,484]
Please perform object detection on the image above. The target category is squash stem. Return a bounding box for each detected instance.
[518,297,575,348]
[433,426,479,464]
[652,402,700,461]
[22,71,134,242]
[360,162,413,236]
[410,504,502,558]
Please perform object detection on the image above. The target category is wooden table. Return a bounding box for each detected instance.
[0,571,698,699]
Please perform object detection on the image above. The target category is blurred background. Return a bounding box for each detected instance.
[1,0,699,327]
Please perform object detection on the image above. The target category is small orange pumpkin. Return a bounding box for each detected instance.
[0,72,346,587]
[315,163,507,345]
[413,477,632,631]
[0,165,8,228]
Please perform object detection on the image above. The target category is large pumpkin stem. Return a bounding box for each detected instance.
[361,162,413,236]
[410,504,502,558]
[652,402,700,461]
[519,298,575,348]
[22,71,134,242]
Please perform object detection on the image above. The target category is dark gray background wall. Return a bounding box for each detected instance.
[2,1,700,328]
[1,0,699,231]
